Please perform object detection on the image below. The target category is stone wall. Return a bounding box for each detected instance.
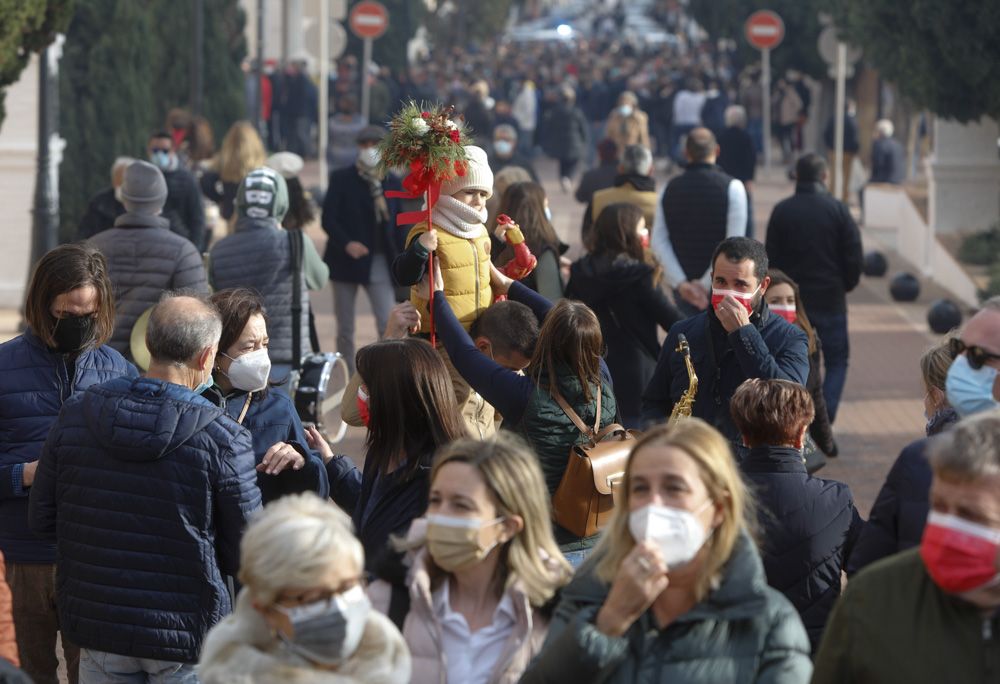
[0,56,38,309]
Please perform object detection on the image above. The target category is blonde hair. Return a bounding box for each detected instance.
[238,493,363,605]
[593,419,754,601]
[422,433,572,607]
[217,121,266,183]
[920,332,959,394]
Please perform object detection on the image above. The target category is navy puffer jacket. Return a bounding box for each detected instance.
[741,446,863,652]
[28,376,261,663]
[211,387,330,503]
[0,331,136,563]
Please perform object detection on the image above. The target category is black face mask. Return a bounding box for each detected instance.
[52,314,96,354]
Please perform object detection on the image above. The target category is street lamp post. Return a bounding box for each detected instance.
[29,42,64,269]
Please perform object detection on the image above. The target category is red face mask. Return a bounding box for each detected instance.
[770,303,797,324]
[356,386,371,427]
[711,287,759,315]
[920,511,1000,594]
[637,226,650,249]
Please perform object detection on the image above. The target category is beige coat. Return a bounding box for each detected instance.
[368,532,553,684]
[605,110,651,156]
[198,589,411,684]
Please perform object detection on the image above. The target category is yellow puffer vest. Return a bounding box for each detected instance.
[406,221,492,333]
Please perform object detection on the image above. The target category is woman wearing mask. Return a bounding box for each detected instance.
[432,265,617,565]
[369,433,573,683]
[604,91,651,158]
[765,270,837,460]
[520,420,813,683]
[494,181,566,300]
[567,203,680,428]
[198,492,410,683]
[349,338,468,572]
[205,289,335,505]
[847,334,959,574]
[0,244,137,683]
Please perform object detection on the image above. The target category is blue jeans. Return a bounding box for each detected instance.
[747,117,763,154]
[809,310,850,423]
[79,649,198,684]
[563,548,593,570]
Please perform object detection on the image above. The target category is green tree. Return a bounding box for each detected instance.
[58,0,247,240]
[687,0,827,79]
[831,0,1000,122]
[0,0,74,129]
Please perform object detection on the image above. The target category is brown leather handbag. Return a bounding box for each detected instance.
[550,388,637,538]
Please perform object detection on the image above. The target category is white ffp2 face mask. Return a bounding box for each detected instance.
[222,348,272,392]
[628,500,713,568]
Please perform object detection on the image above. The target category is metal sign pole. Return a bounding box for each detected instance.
[319,0,329,191]
[361,37,373,124]
[834,41,847,200]
[761,47,771,170]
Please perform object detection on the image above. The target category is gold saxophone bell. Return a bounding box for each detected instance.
[669,334,698,424]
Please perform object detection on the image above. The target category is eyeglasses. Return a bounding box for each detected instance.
[949,338,1000,370]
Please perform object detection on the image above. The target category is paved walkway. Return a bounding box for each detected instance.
[0,158,941,515]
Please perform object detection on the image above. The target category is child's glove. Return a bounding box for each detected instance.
[495,214,537,282]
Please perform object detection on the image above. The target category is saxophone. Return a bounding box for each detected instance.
[669,334,698,424]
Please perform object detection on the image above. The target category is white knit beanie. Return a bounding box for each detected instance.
[440,145,494,199]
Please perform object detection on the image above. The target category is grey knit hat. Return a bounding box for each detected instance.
[120,160,168,215]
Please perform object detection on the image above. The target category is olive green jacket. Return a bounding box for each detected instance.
[813,548,1000,683]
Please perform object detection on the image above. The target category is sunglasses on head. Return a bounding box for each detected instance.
[949,338,1000,370]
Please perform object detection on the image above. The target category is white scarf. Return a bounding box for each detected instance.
[430,195,488,239]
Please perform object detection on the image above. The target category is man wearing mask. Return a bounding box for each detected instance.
[211,167,328,383]
[641,237,809,452]
[147,131,206,251]
[813,410,1000,682]
[28,294,261,683]
[489,124,538,181]
[89,161,209,360]
[945,299,1000,418]
[321,126,404,373]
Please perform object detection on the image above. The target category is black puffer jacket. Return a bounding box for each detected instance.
[741,446,863,652]
[567,254,680,428]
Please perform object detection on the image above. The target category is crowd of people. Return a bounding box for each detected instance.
[0,4,981,684]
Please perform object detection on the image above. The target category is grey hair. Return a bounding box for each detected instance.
[929,409,1000,480]
[494,123,518,141]
[875,119,894,138]
[725,105,747,128]
[146,292,222,364]
[620,144,653,176]
[111,156,136,183]
[239,492,363,605]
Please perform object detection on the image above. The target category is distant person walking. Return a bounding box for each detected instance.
[765,153,863,423]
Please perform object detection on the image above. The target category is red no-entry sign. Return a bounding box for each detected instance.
[349,1,389,40]
[745,10,784,50]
